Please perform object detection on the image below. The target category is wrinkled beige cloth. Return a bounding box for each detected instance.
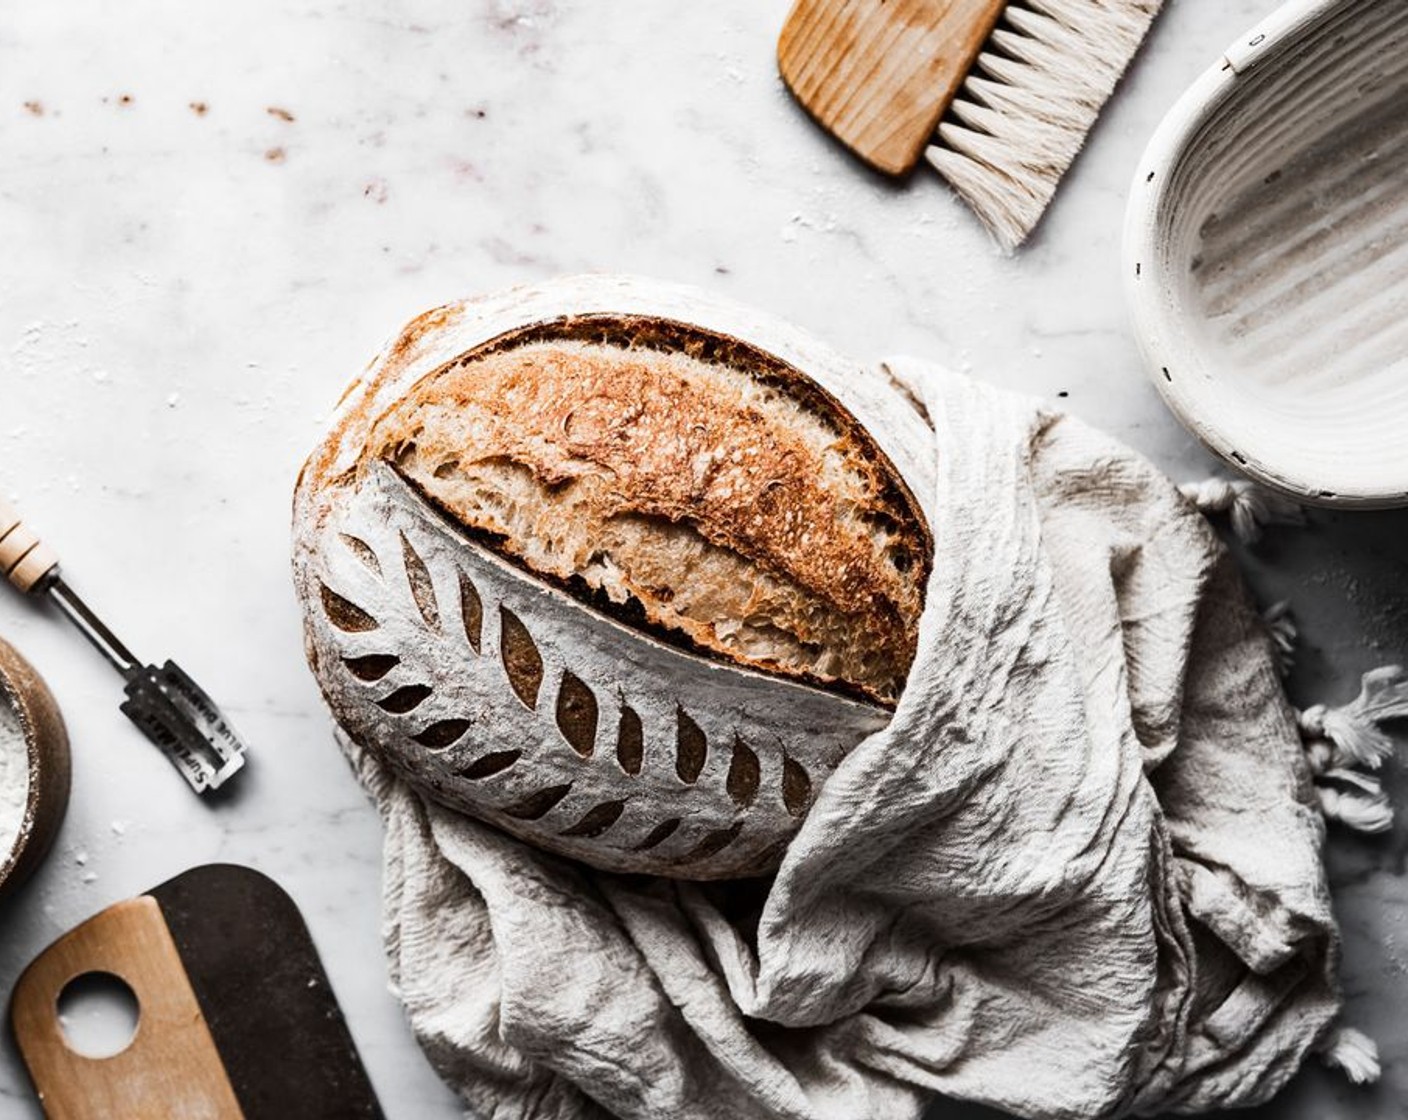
[343,363,1340,1120]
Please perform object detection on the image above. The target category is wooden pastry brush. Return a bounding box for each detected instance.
[778,0,1164,251]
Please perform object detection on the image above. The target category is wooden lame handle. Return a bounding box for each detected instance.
[10,897,245,1120]
[0,498,60,592]
[778,0,1006,175]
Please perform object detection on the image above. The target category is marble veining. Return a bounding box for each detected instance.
[0,2,1404,1117]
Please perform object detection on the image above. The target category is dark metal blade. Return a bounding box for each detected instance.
[121,661,246,793]
[148,864,385,1120]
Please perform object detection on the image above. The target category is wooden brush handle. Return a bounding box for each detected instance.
[778,0,1006,175]
[0,497,60,593]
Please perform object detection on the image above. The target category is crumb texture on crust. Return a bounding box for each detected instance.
[365,334,929,704]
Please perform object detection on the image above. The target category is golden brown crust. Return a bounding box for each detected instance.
[356,316,930,704]
[299,302,466,503]
[292,282,938,878]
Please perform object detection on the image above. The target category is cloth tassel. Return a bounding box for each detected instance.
[1299,666,1408,834]
[1260,601,1296,677]
[1318,1025,1381,1085]
[1316,782,1393,834]
[1179,478,1304,544]
[1299,666,1408,770]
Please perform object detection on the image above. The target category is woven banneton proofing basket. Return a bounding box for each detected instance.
[1124,0,1408,508]
[293,275,936,880]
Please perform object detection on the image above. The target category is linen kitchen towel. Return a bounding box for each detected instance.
[343,359,1375,1120]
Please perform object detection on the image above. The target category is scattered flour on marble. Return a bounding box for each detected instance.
[0,696,31,860]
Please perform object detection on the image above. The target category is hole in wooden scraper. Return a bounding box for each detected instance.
[57,972,140,1059]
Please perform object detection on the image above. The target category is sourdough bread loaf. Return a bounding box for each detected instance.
[294,276,935,878]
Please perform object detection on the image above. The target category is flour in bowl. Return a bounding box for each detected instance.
[0,696,30,858]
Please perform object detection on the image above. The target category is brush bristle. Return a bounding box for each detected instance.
[926,0,1164,252]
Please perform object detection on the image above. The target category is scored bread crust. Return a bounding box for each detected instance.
[366,319,929,705]
[299,279,937,538]
[294,276,939,879]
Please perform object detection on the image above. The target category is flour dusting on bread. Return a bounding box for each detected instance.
[293,278,938,878]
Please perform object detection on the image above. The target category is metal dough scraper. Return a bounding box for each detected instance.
[0,497,246,794]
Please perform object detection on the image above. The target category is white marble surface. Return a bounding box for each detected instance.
[0,1,1404,1117]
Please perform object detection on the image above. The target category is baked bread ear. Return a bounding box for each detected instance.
[294,276,934,878]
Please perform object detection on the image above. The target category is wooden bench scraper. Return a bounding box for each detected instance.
[10,864,385,1119]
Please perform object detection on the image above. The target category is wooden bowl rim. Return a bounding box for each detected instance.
[0,637,71,898]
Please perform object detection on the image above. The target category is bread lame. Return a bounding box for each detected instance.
[0,498,246,794]
[11,864,384,1119]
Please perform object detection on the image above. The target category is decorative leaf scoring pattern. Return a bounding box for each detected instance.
[680,822,744,864]
[632,817,682,851]
[561,799,627,839]
[676,707,708,784]
[376,683,432,714]
[782,755,812,817]
[503,782,573,820]
[458,749,523,779]
[401,533,441,631]
[499,606,544,709]
[616,706,644,776]
[322,521,828,867]
[321,584,379,632]
[415,718,471,749]
[726,738,760,807]
[555,672,598,757]
[343,654,400,681]
[459,572,483,653]
[340,534,383,576]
